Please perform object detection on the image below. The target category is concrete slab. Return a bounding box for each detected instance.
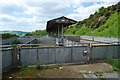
[83,74,98,78]
[102,73,119,78]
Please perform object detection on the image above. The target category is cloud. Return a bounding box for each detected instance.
[0,0,27,14]
[0,14,16,22]
[0,0,119,31]
[0,14,47,31]
[25,1,72,17]
[67,2,118,21]
[1,4,27,14]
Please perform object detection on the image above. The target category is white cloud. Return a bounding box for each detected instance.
[0,14,16,22]
[25,1,72,17]
[1,3,27,14]
[0,0,119,31]
[67,2,118,21]
[0,14,48,31]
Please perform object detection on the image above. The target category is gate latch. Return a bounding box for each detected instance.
[83,50,88,56]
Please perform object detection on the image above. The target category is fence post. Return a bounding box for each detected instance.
[71,46,73,63]
[37,48,39,63]
[13,45,17,67]
[13,45,21,67]
[0,48,2,79]
[87,43,92,63]
[54,46,56,64]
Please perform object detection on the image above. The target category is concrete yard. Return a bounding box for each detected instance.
[3,62,119,79]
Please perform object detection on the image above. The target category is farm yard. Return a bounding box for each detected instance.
[1,35,120,79]
[1,2,120,79]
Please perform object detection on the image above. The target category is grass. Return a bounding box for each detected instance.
[20,65,61,71]
[107,57,120,71]
[3,65,61,78]
[86,12,119,38]
[64,12,120,38]
[80,57,120,78]
[92,57,120,77]
[94,72,103,76]
[20,67,36,71]
[79,72,90,75]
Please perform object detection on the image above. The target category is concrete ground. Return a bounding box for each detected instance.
[3,62,119,79]
[64,63,112,73]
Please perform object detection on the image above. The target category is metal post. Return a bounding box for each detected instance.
[58,26,59,38]
[87,43,92,63]
[57,26,59,45]
[62,25,64,45]
[62,25,63,37]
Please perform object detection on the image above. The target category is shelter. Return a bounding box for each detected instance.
[46,16,77,36]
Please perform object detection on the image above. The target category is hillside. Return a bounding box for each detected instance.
[0,31,28,35]
[24,30,47,37]
[64,2,120,38]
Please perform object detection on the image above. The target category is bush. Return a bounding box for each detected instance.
[107,57,120,71]
[24,30,48,37]
[2,33,18,39]
[64,2,119,38]
[12,40,20,44]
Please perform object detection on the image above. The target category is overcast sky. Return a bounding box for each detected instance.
[0,0,119,32]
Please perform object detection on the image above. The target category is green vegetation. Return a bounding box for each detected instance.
[12,40,21,44]
[20,65,60,72]
[107,57,120,71]
[24,30,48,37]
[0,31,27,35]
[80,57,120,78]
[86,12,119,37]
[1,33,19,39]
[92,57,120,77]
[94,71,103,76]
[79,72,90,75]
[64,2,120,38]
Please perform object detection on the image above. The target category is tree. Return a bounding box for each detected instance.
[98,6,106,13]
[24,30,48,37]
[24,33,32,36]
[2,33,19,39]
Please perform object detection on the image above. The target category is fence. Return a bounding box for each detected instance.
[1,44,120,71]
[1,37,56,45]
[20,46,87,66]
[1,38,17,45]
[91,45,120,62]
[1,36,120,45]
[62,35,80,42]
[1,45,20,71]
[80,36,120,43]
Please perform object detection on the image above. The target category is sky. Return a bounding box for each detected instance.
[0,0,119,32]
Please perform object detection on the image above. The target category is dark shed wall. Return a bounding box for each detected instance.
[46,16,77,33]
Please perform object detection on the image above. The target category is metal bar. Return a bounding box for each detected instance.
[0,45,13,48]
